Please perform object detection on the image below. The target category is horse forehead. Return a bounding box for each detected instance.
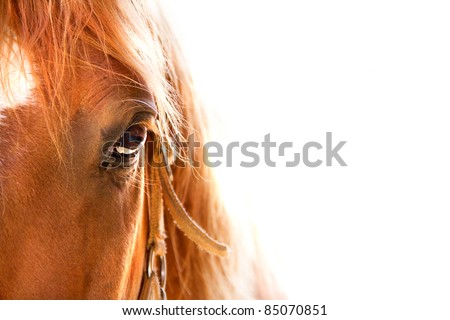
[0,47,35,116]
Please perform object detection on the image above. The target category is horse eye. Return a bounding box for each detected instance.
[114,124,147,156]
[100,124,149,170]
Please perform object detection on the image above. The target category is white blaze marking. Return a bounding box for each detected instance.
[0,44,35,115]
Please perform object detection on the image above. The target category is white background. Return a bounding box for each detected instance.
[160,1,450,319]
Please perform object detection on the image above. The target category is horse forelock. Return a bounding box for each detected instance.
[0,0,184,151]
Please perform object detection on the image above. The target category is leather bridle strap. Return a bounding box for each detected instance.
[138,143,229,300]
[139,153,167,299]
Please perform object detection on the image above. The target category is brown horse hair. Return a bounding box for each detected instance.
[0,0,276,299]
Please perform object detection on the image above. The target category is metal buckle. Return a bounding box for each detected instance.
[147,244,167,298]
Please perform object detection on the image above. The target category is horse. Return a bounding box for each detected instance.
[0,0,274,299]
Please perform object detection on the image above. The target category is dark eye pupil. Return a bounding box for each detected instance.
[100,124,148,169]
[120,124,146,150]
[111,124,147,157]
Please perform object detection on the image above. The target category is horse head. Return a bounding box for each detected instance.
[0,0,273,299]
